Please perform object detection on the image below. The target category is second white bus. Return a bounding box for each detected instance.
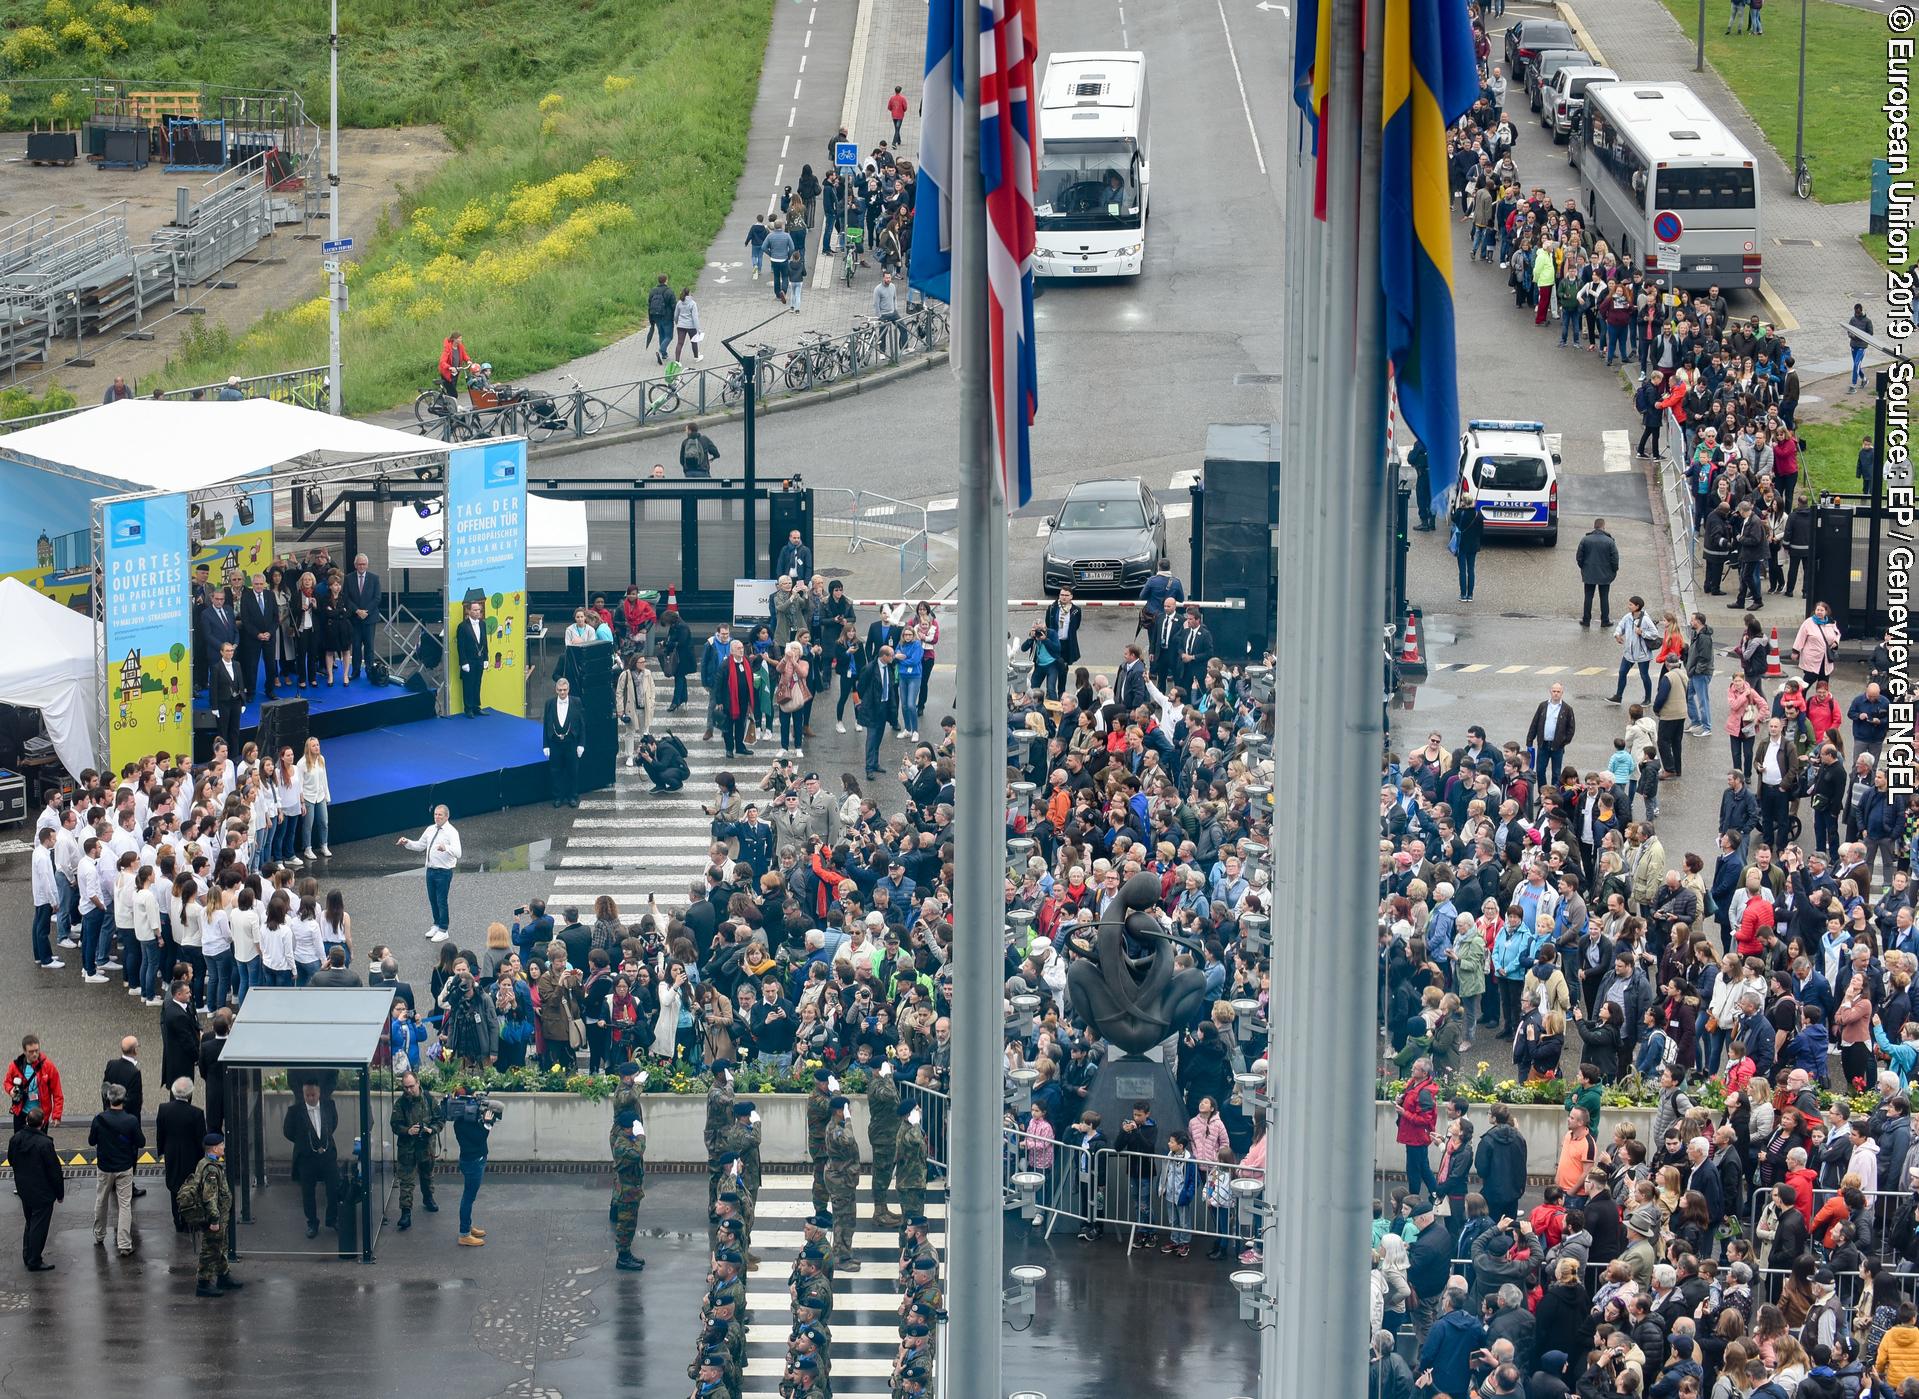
[1034,51,1149,278]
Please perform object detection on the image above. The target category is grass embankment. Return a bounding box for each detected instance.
[1652,0,1882,205]
[0,0,772,411]
[1800,402,1874,497]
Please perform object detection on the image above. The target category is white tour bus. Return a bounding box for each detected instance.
[1571,81,1762,293]
[1034,51,1149,277]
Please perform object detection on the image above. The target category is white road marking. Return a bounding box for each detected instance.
[794,78,803,101]
[1535,665,1567,674]
[1163,503,1191,519]
[1036,520,1051,537]
[788,107,796,128]
[746,1358,896,1378]
[1497,664,1529,674]
[799,54,807,72]
[1602,428,1632,473]
[928,496,958,511]
[1215,0,1267,175]
[805,28,811,45]
[747,1324,904,1344]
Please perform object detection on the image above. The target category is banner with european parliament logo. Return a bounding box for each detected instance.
[444,438,528,718]
[102,492,191,770]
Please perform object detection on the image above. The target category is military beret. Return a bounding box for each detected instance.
[792,1354,819,1373]
[814,1069,832,1082]
[732,1101,755,1116]
[829,1094,849,1111]
[807,1211,833,1229]
[911,1255,938,1273]
[715,1247,743,1265]
[615,1061,642,1077]
[896,1101,917,1118]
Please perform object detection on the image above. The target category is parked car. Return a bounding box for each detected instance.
[1040,477,1169,593]
[1526,47,1591,112]
[1546,65,1617,142]
[1504,17,1577,80]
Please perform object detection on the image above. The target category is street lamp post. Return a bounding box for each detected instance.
[1794,0,1809,195]
[721,308,791,579]
[326,0,342,415]
[1696,0,1706,71]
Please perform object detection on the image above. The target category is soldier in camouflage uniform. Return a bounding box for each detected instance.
[796,1210,837,1286]
[791,1318,831,1387]
[781,1351,826,1396]
[823,1095,863,1270]
[895,1215,934,1284]
[705,1248,748,1321]
[893,1358,930,1398]
[900,1256,942,1338]
[712,1169,754,1265]
[689,1312,743,1399]
[893,1322,934,1399]
[609,1104,647,1271]
[690,1349,730,1399]
[893,1099,928,1225]
[390,1071,442,1230]
[704,1060,736,1208]
[865,1053,902,1227]
[790,1243,834,1323]
[179,1133,241,1298]
[703,1305,747,1388]
[726,1099,763,1194]
[805,1069,835,1212]
[785,1321,830,1398]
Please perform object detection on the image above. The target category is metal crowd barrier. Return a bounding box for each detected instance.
[814,486,940,595]
[1654,406,1700,615]
[412,315,949,448]
[1088,1147,1258,1255]
[902,1081,951,1172]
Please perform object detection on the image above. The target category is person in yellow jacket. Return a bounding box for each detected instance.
[1877,1302,1919,1387]
[1532,241,1558,327]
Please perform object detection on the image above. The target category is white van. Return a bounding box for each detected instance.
[1457,420,1561,546]
[1546,64,1617,143]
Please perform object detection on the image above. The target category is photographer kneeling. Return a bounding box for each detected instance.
[445,1083,502,1247]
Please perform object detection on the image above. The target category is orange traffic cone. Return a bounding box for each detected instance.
[1401,608,1422,668]
[1766,626,1782,679]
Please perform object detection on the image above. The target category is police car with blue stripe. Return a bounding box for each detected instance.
[1455,419,1561,547]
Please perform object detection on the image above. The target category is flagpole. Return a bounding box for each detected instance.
[1266,0,1380,1391]
[950,0,1004,1394]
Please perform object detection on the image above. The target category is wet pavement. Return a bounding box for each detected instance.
[0,1172,1258,1399]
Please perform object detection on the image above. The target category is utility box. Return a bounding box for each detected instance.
[1187,423,1280,662]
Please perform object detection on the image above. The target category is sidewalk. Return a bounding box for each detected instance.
[520,0,930,397]
[1561,0,1880,374]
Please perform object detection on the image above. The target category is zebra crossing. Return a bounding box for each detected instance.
[733,1172,946,1398]
[544,709,718,899]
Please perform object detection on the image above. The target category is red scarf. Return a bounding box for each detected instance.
[726,659,750,716]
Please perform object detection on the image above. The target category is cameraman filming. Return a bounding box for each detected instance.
[446,1083,500,1247]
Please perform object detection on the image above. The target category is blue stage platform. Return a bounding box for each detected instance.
[234,672,435,745]
[324,711,551,844]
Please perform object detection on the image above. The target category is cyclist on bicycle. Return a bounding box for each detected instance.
[438,332,471,397]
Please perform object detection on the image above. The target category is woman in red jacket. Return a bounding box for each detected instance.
[1394,1060,1440,1199]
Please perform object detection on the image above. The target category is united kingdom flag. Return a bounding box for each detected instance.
[910,0,1039,509]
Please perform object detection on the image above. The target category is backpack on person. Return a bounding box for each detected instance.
[175,1171,211,1229]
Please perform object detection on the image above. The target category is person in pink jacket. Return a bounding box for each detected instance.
[1188,1097,1230,1165]
[1790,601,1841,684]
[1236,1120,1267,1264]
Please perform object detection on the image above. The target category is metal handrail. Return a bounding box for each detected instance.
[410,312,949,448]
[0,364,329,435]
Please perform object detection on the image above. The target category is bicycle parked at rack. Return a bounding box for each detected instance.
[780,330,850,391]
[524,372,612,442]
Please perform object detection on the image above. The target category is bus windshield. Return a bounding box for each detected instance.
[1654,165,1755,211]
[1037,140,1141,230]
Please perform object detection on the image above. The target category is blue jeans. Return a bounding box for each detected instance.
[1699,1025,1728,1076]
[1853,345,1868,387]
[80,907,106,975]
[52,874,71,941]
[1472,225,1494,261]
[139,942,161,998]
[1167,1198,1193,1246]
[1457,548,1476,599]
[207,949,235,1010]
[426,867,453,931]
[1687,674,1713,731]
[1615,658,1651,702]
[749,244,764,275]
[1404,1144,1438,1198]
[899,673,921,728]
[459,1156,486,1233]
[1728,0,1748,30]
[1535,745,1566,785]
[1606,322,1629,365]
[31,903,52,965]
[651,315,675,362]
[1560,308,1579,345]
[235,958,259,1006]
[295,959,320,987]
[301,801,329,852]
[118,927,138,991]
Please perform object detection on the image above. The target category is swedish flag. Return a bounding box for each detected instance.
[1380,0,1478,514]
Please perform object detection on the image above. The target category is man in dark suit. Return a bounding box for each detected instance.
[160,980,200,1089]
[1147,602,1182,690]
[454,598,487,717]
[1174,605,1214,695]
[542,677,585,808]
[5,1107,61,1269]
[198,589,238,679]
[1116,643,1150,712]
[190,563,213,693]
[1041,589,1082,698]
[856,643,899,777]
[197,1013,230,1138]
[102,1037,144,1124]
[238,571,278,701]
[370,956,416,1013]
[208,641,244,759]
[281,1081,338,1237]
[154,1078,205,1233]
[340,554,381,682]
